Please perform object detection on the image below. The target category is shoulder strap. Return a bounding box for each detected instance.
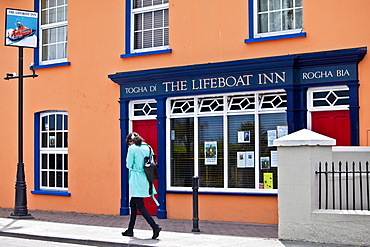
[148,182,160,206]
[147,145,153,156]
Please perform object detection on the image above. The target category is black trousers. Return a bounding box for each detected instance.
[128,197,156,231]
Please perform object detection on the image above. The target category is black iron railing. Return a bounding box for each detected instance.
[316,161,370,211]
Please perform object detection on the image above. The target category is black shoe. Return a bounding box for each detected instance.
[122,230,133,237]
[152,225,162,239]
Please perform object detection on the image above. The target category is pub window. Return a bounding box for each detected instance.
[168,91,287,193]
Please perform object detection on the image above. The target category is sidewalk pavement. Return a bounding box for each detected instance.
[0,208,354,247]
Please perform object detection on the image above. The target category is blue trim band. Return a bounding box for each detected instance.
[31,190,71,196]
[34,62,71,70]
[121,49,172,58]
[119,101,130,216]
[166,190,278,197]
[348,84,360,146]
[34,113,41,191]
[156,98,167,219]
[248,0,254,39]
[125,0,131,55]
[245,32,306,43]
[34,0,40,65]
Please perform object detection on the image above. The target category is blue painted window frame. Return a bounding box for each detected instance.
[245,0,306,43]
[33,0,70,69]
[122,0,171,58]
[31,111,70,197]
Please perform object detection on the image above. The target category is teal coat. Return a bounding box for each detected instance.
[126,143,156,198]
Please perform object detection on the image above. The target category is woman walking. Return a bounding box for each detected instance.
[121,132,162,239]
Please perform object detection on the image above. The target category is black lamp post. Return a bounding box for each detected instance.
[4,47,38,219]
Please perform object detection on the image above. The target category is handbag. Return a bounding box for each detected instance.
[144,145,159,183]
[144,145,160,206]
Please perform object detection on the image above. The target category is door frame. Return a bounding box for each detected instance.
[307,86,350,130]
[128,100,157,130]
[129,100,158,215]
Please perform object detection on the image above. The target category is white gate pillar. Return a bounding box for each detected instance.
[274,129,335,241]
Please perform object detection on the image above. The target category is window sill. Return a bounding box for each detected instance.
[31,190,71,196]
[245,32,306,43]
[120,49,172,58]
[166,190,277,196]
[34,62,71,70]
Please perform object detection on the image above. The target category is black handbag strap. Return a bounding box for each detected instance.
[147,145,154,196]
[148,145,154,156]
[149,180,153,195]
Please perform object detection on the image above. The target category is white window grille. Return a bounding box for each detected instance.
[170,99,195,115]
[199,98,224,113]
[228,95,256,111]
[308,86,350,111]
[130,100,157,119]
[259,93,287,110]
[312,89,349,107]
[133,102,158,116]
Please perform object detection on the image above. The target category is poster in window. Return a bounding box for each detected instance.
[267,130,276,147]
[271,151,278,167]
[5,9,38,48]
[260,157,270,169]
[171,130,175,140]
[238,131,250,143]
[245,151,255,168]
[263,173,273,189]
[237,152,246,168]
[237,151,254,168]
[205,141,217,165]
[49,136,55,147]
[277,125,288,138]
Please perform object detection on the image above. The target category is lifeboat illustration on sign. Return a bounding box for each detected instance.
[7,21,36,41]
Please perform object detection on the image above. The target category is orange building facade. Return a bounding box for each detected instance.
[0,0,369,224]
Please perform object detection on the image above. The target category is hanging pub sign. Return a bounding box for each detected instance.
[5,8,38,48]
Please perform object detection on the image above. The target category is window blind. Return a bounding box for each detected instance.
[170,118,194,187]
[259,113,287,189]
[228,115,256,188]
[199,116,224,188]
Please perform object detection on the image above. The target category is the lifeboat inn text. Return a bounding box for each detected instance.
[124,68,352,95]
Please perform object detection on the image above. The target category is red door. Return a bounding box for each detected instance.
[311,110,350,146]
[132,120,158,215]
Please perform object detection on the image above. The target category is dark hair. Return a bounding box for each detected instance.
[125,132,144,146]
